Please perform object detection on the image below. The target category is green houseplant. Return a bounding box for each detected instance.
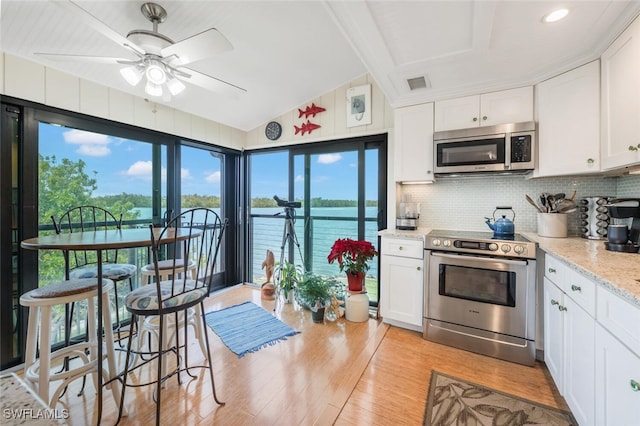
[296,272,333,323]
[273,261,303,303]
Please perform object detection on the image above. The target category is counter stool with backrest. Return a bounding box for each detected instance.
[117,208,227,426]
[19,278,122,409]
[52,206,137,344]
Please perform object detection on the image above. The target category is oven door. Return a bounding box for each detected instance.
[434,135,506,173]
[427,251,535,339]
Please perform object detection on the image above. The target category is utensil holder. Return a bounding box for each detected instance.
[537,213,568,238]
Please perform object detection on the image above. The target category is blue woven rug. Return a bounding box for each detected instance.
[204,301,299,358]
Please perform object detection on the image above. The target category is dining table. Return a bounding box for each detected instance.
[20,227,200,425]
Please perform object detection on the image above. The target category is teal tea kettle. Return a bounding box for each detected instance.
[485,207,515,239]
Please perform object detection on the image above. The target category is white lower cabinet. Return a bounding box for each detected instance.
[544,252,640,425]
[379,236,424,331]
[543,278,595,425]
[595,323,640,425]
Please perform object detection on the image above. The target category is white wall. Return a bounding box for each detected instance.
[0,53,245,150]
[244,74,393,149]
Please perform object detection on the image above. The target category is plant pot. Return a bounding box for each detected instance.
[346,271,365,292]
[311,307,325,323]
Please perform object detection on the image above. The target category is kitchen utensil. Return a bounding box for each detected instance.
[608,225,629,244]
[485,206,515,239]
[525,194,544,213]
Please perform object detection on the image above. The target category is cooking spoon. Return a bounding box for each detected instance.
[525,194,544,213]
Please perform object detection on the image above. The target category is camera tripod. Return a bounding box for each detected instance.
[278,206,304,267]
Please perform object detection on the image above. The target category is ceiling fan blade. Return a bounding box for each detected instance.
[162,28,232,66]
[34,53,134,65]
[177,67,246,97]
[52,0,145,56]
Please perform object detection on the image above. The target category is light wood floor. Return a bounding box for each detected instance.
[37,284,567,425]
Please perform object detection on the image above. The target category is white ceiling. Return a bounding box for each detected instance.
[2,1,640,132]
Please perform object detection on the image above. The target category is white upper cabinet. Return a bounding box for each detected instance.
[434,86,533,132]
[535,61,600,177]
[601,14,640,170]
[394,103,434,182]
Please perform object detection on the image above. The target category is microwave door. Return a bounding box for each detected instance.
[436,136,506,173]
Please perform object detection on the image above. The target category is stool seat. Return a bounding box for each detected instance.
[20,278,123,411]
[69,263,137,281]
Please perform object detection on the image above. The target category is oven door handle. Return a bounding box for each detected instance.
[430,252,529,266]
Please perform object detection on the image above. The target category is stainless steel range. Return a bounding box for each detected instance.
[423,230,537,366]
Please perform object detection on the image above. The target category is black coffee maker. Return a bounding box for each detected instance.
[605,198,640,253]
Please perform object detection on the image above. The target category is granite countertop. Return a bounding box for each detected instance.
[522,232,640,307]
[378,228,431,241]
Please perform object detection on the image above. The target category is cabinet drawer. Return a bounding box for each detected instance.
[381,237,423,259]
[563,267,596,316]
[544,253,566,283]
[597,286,640,357]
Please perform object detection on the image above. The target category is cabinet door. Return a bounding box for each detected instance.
[601,16,640,170]
[480,86,533,127]
[543,278,565,392]
[434,95,479,131]
[394,103,434,182]
[536,61,600,177]
[563,296,596,425]
[380,255,423,327]
[595,324,640,425]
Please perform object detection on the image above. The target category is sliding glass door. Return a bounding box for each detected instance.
[247,134,386,304]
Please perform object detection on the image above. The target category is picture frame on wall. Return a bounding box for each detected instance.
[346,84,371,127]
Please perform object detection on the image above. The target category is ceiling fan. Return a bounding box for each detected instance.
[37,1,246,100]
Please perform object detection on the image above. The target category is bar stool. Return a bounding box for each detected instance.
[20,278,122,409]
[136,259,206,360]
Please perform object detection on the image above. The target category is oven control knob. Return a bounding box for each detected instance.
[501,244,511,253]
[514,245,525,254]
[443,239,451,247]
[432,238,441,246]
[488,243,498,251]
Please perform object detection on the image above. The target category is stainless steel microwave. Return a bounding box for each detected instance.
[433,121,536,175]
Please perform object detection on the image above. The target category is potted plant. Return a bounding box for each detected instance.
[273,261,303,303]
[327,238,378,292]
[296,272,333,323]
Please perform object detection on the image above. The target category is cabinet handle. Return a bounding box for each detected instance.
[548,267,556,273]
[482,116,487,121]
[571,284,581,292]
[550,299,559,306]
[417,266,421,271]
[587,158,595,164]
[629,145,639,152]
[472,117,478,122]
[558,305,567,312]
[399,246,403,250]
[631,380,640,392]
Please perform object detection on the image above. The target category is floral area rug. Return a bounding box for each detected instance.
[424,371,577,425]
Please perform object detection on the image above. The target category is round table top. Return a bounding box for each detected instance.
[21,227,200,251]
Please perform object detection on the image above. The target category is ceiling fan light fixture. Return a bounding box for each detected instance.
[120,65,144,86]
[542,8,569,23]
[146,60,167,84]
[166,75,186,96]
[145,80,163,97]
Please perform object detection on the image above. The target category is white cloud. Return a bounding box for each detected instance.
[63,129,111,157]
[123,161,167,181]
[205,171,220,183]
[182,168,192,180]
[295,174,304,182]
[317,153,342,164]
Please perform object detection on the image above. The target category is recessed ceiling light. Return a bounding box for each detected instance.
[542,8,570,23]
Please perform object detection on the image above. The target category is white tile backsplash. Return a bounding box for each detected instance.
[399,174,638,236]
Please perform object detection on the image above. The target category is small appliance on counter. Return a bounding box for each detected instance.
[605,198,640,253]
[579,196,612,239]
[396,197,420,230]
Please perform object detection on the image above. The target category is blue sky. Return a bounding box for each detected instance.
[39,123,378,200]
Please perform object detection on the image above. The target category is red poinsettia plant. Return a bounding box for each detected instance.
[327,238,378,274]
